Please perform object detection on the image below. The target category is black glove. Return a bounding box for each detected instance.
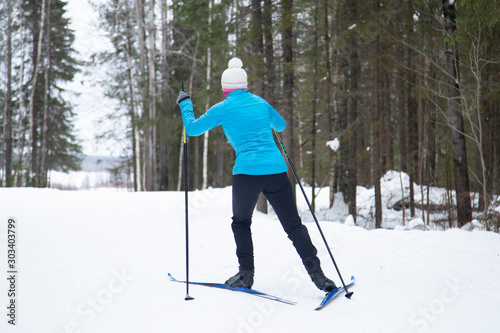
[176,91,191,105]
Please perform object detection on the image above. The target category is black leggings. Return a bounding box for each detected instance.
[231,173,319,272]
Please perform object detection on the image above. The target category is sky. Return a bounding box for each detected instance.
[63,0,122,157]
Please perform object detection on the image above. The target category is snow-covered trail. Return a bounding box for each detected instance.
[1,187,499,333]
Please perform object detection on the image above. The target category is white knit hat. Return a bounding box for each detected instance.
[221,57,248,90]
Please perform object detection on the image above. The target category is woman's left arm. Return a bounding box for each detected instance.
[269,105,286,132]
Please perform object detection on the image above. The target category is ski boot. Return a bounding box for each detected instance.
[225,267,254,289]
[309,270,337,292]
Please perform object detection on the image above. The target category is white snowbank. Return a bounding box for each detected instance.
[310,170,469,230]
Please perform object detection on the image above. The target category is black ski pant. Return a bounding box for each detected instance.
[231,172,321,273]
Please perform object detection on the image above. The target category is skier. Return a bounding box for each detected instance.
[177,57,336,292]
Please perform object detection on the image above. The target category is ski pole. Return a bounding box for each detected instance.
[274,131,353,298]
[183,82,194,301]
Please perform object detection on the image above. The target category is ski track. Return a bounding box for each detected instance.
[0,187,499,333]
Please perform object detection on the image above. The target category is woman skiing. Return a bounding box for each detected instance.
[177,57,336,292]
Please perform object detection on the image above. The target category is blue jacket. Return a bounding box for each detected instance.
[179,89,288,175]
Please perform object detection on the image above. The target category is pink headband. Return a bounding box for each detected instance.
[223,88,240,98]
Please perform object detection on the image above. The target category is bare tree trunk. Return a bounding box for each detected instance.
[28,0,48,185]
[251,0,264,94]
[443,0,472,227]
[407,0,418,218]
[347,1,359,221]
[41,69,50,187]
[492,78,500,198]
[446,152,453,228]
[15,1,27,186]
[419,88,427,224]
[202,0,213,190]
[372,24,382,229]
[310,0,319,212]
[399,171,407,226]
[125,36,141,191]
[339,70,349,198]
[296,111,304,170]
[263,0,275,104]
[147,0,157,191]
[469,25,490,214]
[382,70,393,172]
[427,54,438,186]
[3,0,13,187]
[135,0,148,191]
[397,43,407,174]
[323,0,336,208]
[281,0,296,197]
[159,0,170,191]
[40,0,52,188]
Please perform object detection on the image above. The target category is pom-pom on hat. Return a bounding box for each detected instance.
[221,57,248,90]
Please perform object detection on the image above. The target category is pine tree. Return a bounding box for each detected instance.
[19,0,81,186]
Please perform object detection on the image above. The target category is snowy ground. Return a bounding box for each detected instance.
[0,185,499,333]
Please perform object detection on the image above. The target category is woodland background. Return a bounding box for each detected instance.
[1,0,499,230]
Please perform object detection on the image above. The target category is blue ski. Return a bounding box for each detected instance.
[168,273,296,305]
[315,276,356,311]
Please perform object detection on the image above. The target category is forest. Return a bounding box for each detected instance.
[1,0,499,231]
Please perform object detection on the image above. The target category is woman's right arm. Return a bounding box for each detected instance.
[180,100,224,136]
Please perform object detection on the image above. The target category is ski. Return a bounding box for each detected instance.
[168,273,296,305]
[315,276,356,311]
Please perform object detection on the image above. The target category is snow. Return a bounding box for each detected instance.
[406,218,427,230]
[1,185,499,333]
[326,138,340,152]
[344,214,356,226]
